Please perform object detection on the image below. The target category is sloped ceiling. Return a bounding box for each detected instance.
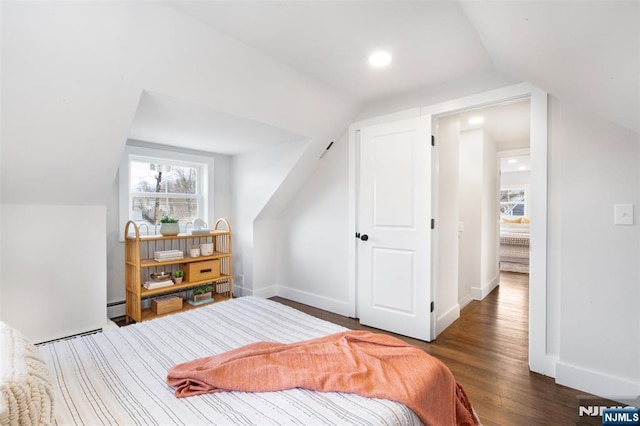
[129,91,306,155]
[460,0,639,134]
[167,0,639,134]
[168,1,495,104]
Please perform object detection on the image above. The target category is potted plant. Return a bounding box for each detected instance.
[192,284,213,303]
[173,270,184,284]
[159,215,180,236]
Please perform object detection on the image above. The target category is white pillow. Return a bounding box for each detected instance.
[0,322,54,425]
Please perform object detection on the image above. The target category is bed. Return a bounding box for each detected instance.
[4,297,477,425]
[499,217,530,273]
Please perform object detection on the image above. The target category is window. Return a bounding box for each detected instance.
[119,145,213,239]
[500,187,526,217]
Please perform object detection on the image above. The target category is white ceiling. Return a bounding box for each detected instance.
[166,0,637,132]
[131,1,638,152]
[167,1,496,104]
[500,155,530,173]
[459,99,531,150]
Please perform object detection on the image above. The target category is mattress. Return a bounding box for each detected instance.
[499,232,530,246]
[39,297,422,425]
[500,231,530,273]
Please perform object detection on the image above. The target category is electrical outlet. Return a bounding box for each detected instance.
[614,204,633,225]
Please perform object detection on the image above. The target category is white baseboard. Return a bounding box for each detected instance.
[276,286,354,318]
[102,319,119,332]
[556,361,640,398]
[107,304,125,319]
[234,284,277,299]
[436,303,460,337]
[530,354,558,378]
[471,276,499,300]
[459,293,473,309]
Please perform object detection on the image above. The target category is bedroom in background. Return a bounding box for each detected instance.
[432,96,533,337]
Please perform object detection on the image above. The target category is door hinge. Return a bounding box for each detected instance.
[431,135,435,147]
[430,301,434,313]
[431,218,435,229]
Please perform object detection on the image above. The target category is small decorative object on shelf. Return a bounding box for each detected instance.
[159,215,180,236]
[189,284,214,306]
[200,242,214,256]
[150,271,171,282]
[173,270,184,284]
[151,295,183,315]
[191,218,211,235]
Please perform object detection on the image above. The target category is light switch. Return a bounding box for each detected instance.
[614,204,634,225]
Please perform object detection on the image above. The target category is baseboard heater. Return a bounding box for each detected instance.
[36,328,102,346]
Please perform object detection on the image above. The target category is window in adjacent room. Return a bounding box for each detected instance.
[119,144,213,239]
[500,187,527,217]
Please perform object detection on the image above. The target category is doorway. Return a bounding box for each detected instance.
[348,83,550,375]
[433,99,531,336]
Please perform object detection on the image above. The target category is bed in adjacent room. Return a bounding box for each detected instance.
[499,217,530,273]
[4,297,478,425]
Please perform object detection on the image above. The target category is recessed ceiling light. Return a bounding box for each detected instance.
[369,51,392,67]
[518,166,527,171]
[468,116,484,125]
[508,159,518,164]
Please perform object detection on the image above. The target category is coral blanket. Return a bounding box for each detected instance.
[167,330,478,425]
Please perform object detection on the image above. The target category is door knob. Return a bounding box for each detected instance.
[360,234,369,241]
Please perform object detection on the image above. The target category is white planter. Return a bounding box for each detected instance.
[159,223,179,236]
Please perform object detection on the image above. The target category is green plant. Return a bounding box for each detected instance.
[174,270,184,278]
[160,215,178,223]
[193,284,212,295]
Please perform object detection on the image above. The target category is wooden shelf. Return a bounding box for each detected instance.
[128,231,228,241]
[140,253,227,268]
[124,219,233,324]
[140,275,231,297]
[139,294,232,322]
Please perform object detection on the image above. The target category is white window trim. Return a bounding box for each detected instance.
[118,144,215,241]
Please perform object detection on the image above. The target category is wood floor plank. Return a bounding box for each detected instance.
[272,272,594,426]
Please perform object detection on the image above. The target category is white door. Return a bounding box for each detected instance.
[357,116,432,341]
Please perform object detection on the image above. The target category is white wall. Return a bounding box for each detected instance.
[231,141,309,296]
[550,97,640,396]
[1,205,107,343]
[276,133,351,315]
[501,170,530,187]
[481,131,499,292]
[458,129,500,301]
[435,115,461,335]
[458,130,484,300]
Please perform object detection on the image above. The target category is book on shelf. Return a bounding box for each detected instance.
[143,280,174,290]
[154,249,184,262]
[153,255,184,262]
[154,249,183,256]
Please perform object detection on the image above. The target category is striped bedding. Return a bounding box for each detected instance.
[38,296,422,425]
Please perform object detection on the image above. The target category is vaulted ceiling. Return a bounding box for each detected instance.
[164,0,638,134]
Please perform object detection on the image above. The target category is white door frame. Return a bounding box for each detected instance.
[348,83,555,377]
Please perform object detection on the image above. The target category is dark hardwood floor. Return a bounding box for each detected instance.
[272,272,592,426]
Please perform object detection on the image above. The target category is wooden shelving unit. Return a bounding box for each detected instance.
[124,218,233,323]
